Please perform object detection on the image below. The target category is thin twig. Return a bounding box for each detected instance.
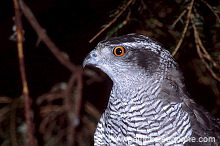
[0,96,12,103]
[64,74,76,146]
[196,30,220,70]
[85,102,101,120]
[10,99,18,146]
[200,0,220,23]
[74,72,83,123]
[19,0,78,73]
[13,0,36,145]
[0,105,11,124]
[37,92,64,105]
[171,9,187,27]
[191,16,220,82]
[64,72,83,146]
[192,7,220,70]
[172,0,194,56]
[39,107,64,133]
[89,0,134,43]
[122,10,131,25]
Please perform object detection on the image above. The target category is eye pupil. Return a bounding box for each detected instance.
[113,46,125,56]
[116,48,122,55]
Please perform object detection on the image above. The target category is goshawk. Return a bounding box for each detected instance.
[83,34,220,145]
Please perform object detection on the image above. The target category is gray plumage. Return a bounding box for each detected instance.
[83,34,220,145]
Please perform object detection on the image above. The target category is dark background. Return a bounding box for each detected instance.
[0,0,121,97]
[0,0,220,145]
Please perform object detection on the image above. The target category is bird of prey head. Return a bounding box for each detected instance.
[83,34,179,88]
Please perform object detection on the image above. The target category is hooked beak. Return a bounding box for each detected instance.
[83,50,98,68]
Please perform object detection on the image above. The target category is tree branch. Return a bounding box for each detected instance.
[19,0,78,73]
[89,0,134,43]
[13,0,36,145]
[191,15,220,82]
[172,0,194,56]
[200,0,220,23]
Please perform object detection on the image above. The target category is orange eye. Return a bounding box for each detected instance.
[113,46,125,57]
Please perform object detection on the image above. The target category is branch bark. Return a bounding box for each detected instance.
[172,0,194,56]
[13,0,36,145]
[19,0,78,73]
[89,0,134,43]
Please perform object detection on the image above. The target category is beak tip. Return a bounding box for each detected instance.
[82,50,97,69]
[82,59,88,69]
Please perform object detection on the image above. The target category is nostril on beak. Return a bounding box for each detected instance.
[90,50,97,58]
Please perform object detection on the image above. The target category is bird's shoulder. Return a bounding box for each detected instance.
[162,68,220,145]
